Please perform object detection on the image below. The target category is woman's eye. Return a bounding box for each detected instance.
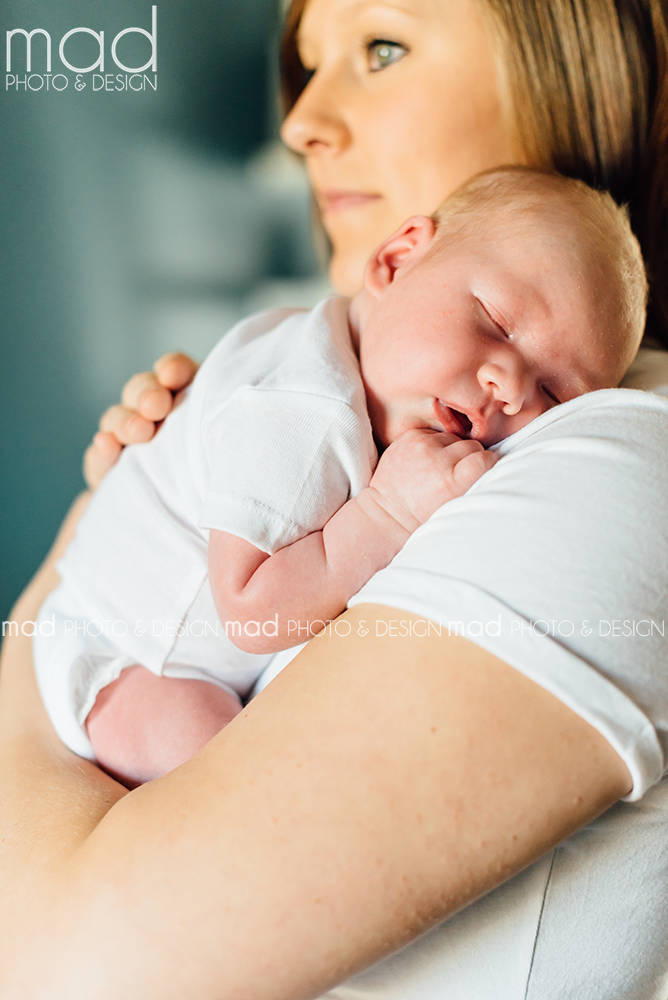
[367,39,407,72]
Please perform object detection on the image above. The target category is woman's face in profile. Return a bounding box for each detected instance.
[281,0,522,296]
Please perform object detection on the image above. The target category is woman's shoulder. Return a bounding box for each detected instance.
[493,386,668,461]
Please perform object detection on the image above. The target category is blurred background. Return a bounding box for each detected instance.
[0,0,330,621]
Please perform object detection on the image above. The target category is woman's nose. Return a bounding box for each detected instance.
[280,68,351,155]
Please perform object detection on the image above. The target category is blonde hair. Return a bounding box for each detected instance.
[280,0,668,345]
[430,167,648,349]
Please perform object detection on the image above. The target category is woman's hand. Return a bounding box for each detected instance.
[83,353,199,489]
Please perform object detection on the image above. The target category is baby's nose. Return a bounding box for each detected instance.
[477,358,528,414]
[500,387,525,417]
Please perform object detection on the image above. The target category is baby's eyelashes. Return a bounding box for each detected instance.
[475,296,513,339]
[540,384,561,405]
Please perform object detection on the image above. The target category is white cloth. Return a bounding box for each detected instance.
[310,385,668,1000]
[350,388,668,801]
[35,296,375,757]
[38,322,668,996]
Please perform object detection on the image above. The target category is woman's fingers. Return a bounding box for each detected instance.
[121,372,173,422]
[86,354,199,491]
[120,354,197,420]
[154,352,199,392]
[99,404,156,445]
[84,380,165,492]
[83,432,123,490]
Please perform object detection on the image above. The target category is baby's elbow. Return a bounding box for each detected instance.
[214,581,297,653]
[220,610,288,655]
[227,633,284,655]
[213,585,279,653]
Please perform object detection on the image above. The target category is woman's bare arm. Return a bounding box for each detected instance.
[0,579,630,999]
[0,493,130,996]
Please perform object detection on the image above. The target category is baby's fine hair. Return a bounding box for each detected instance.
[431,167,648,349]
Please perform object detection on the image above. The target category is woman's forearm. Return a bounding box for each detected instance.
[0,594,630,1000]
[0,491,128,973]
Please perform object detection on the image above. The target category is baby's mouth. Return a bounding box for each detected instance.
[434,400,473,438]
[449,407,473,437]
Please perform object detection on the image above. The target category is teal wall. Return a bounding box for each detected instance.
[0,0,320,620]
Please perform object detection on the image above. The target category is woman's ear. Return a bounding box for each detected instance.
[363,215,437,298]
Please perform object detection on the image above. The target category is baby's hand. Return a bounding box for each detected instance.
[368,429,497,532]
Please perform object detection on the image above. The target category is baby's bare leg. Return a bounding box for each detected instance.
[86,665,242,787]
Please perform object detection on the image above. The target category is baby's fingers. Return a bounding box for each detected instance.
[451,447,498,494]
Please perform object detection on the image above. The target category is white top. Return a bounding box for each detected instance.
[350,388,668,801]
[322,385,668,999]
[35,296,375,755]
[40,326,668,994]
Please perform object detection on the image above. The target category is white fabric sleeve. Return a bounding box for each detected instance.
[200,387,372,554]
[349,389,668,801]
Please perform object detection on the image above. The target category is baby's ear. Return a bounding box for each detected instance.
[363,215,437,298]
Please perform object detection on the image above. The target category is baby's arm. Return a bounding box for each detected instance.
[209,429,496,654]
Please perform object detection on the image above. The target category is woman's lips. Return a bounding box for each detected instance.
[318,190,382,214]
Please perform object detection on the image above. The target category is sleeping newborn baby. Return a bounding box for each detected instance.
[35,167,647,786]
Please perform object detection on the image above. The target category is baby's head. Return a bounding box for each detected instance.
[351,167,647,448]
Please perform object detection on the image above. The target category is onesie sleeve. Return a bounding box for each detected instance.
[199,386,374,554]
[349,389,668,801]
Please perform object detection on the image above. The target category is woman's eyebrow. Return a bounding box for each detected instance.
[336,0,421,23]
[298,1,418,62]
[363,1,421,14]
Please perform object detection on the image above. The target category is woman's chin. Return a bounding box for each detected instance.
[328,245,369,297]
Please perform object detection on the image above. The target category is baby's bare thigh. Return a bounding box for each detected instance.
[86,665,242,787]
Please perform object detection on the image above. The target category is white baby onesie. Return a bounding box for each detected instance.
[35,295,376,758]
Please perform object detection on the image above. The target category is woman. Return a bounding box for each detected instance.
[3,1,668,996]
